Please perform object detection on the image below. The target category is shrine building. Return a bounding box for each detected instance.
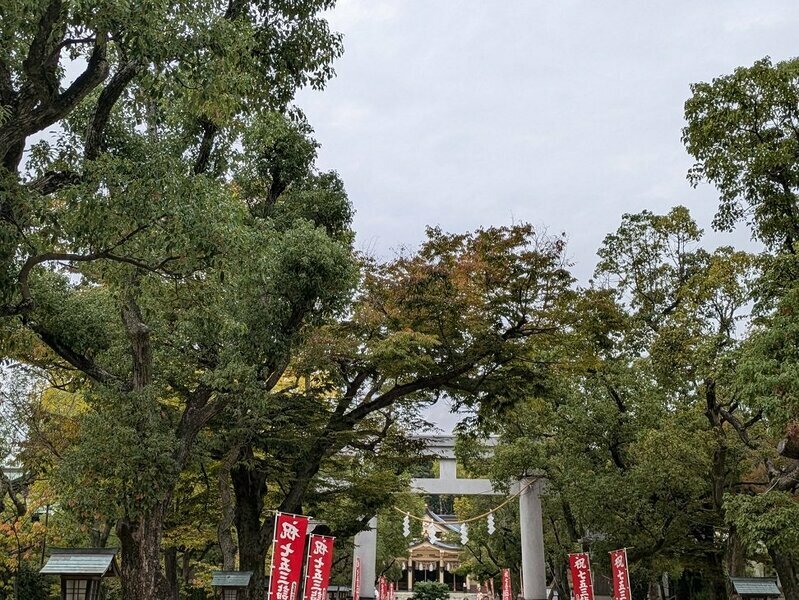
[396,508,473,594]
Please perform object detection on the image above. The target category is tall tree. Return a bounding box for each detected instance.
[684,57,799,599]
[219,223,576,599]
[462,208,760,600]
[683,57,799,253]
[0,2,349,596]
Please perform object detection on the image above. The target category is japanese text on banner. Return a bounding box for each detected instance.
[379,577,388,600]
[568,553,595,600]
[353,557,361,600]
[502,568,512,600]
[304,535,335,600]
[609,549,631,600]
[269,513,310,600]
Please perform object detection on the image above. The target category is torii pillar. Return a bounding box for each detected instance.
[352,517,377,600]
[519,477,547,600]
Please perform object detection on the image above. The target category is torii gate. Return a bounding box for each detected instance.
[352,436,547,600]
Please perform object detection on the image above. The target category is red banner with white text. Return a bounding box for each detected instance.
[609,549,631,600]
[502,569,512,600]
[353,558,361,600]
[389,582,395,600]
[379,577,388,600]
[568,553,595,600]
[303,534,335,600]
[269,512,310,600]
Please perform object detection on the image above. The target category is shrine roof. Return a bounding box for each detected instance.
[730,578,781,597]
[40,548,119,577]
[212,571,253,588]
[426,508,461,533]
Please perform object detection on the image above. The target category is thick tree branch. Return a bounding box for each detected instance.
[27,321,125,388]
[174,385,229,470]
[345,362,474,423]
[27,169,82,195]
[193,119,218,175]
[718,406,761,450]
[7,220,161,315]
[85,61,141,160]
[0,33,109,167]
[0,469,29,516]
[21,0,64,105]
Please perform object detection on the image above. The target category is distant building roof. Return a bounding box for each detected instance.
[40,548,119,577]
[409,539,462,552]
[426,509,462,534]
[730,578,781,597]
[212,571,253,588]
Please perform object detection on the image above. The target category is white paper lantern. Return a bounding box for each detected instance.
[460,523,469,545]
[403,515,411,538]
[487,513,495,535]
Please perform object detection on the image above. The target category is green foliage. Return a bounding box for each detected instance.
[56,388,180,522]
[684,57,799,251]
[376,496,426,582]
[11,565,48,600]
[453,496,520,586]
[0,2,356,596]
[411,581,451,600]
[725,492,799,558]
[683,56,799,597]
[463,206,761,597]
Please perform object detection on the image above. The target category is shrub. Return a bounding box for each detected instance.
[411,581,451,600]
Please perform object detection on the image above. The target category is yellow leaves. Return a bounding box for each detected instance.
[41,387,89,417]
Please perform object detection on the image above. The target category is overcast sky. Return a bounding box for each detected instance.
[296,1,799,430]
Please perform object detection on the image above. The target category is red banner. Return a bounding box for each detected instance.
[353,557,361,600]
[502,569,512,600]
[379,577,388,600]
[609,549,631,600]
[303,535,335,600]
[568,553,595,600]
[389,582,395,600]
[269,512,310,600]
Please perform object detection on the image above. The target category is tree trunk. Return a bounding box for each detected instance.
[705,553,728,600]
[218,444,241,571]
[550,557,570,600]
[777,423,799,460]
[232,450,269,600]
[118,512,169,600]
[648,578,659,600]
[725,525,746,577]
[771,549,799,600]
[164,546,179,600]
[182,549,194,589]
